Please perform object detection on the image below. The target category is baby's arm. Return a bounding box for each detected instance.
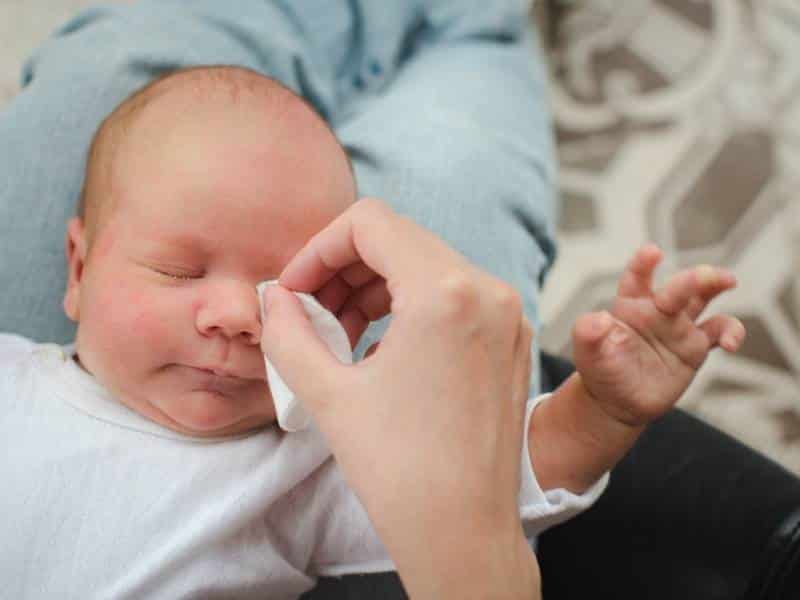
[528,245,746,493]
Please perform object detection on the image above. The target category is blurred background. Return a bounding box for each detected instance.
[537,0,800,475]
[1,0,798,473]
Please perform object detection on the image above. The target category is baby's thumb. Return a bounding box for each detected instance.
[260,285,342,408]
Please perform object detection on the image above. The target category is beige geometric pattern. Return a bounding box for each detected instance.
[1,1,798,474]
[539,0,800,474]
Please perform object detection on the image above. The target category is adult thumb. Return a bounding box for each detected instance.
[260,285,343,407]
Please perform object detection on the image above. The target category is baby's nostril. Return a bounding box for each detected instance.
[243,329,261,345]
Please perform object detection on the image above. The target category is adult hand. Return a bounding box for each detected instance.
[260,199,540,599]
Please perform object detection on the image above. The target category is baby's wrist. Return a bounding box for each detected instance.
[529,373,643,493]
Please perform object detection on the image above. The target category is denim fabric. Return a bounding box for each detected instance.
[0,0,556,396]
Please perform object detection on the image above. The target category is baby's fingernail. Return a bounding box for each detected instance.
[734,318,746,340]
[695,264,716,286]
[724,320,746,348]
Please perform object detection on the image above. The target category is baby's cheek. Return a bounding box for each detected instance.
[127,290,181,348]
[97,285,169,346]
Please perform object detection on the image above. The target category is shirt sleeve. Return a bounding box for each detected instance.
[518,393,610,537]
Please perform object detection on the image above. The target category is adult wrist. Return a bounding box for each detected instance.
[396,527,540,600]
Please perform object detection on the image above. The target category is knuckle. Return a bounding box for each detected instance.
[435,270,481,321]
[353,198,391,225]
[638,306,660,329]
[686,330,712,366]
[494,283,523,317]
[672,314,693,339]
[357,197,389,214]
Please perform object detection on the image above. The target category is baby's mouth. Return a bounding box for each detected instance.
[195,366,240,378]
[181,365,254,388]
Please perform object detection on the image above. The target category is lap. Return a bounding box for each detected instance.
[337,28,557,393]
[537,355,800,599]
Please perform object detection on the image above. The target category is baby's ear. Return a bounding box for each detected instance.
[63,217,88,322]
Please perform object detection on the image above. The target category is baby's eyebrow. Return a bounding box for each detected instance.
[140,231,214,256]
[138,233,212,260]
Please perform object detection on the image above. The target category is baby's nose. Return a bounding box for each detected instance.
[196,283,262,344]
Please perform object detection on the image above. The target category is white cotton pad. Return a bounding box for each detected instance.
[256,280,353,432]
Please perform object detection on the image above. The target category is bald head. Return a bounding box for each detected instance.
[78,66,355,249]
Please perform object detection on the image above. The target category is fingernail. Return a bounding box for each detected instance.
[695,265,716,286]
[735,318,746,340]
[262,287,276,311]
[724,321,745,349]
[723,333,737,349]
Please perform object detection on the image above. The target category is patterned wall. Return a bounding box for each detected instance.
[1,0,798,473]
[540,0,800,473]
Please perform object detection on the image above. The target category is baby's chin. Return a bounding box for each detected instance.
[148,388,278,438]
[118,382,276,438]
[77,353,278,437]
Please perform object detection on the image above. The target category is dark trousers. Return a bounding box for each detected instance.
[302,354,800,599]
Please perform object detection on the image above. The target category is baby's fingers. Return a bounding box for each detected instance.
[654,265,737,318]
[617,244,663,298]
[698,314,746,352]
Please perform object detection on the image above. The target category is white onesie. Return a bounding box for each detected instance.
[0,332,608,599]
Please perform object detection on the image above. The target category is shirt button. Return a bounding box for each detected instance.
[352,73,365,90]
[369,60,383,76]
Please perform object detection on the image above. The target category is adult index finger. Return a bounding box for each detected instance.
[278,198,463,294]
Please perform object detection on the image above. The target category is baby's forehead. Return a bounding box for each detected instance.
[132,69,321,138]
[125,70,352,180]
[89,68,356,236]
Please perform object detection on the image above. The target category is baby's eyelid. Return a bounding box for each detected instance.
[154,268,203,281]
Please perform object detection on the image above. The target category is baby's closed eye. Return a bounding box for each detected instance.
[153,267,204,281]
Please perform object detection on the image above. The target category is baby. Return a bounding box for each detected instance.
[0,66,744,598]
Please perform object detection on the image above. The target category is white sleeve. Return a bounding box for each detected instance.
[312,391,612,576]
[518,393,610,537]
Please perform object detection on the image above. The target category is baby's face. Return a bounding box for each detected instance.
[65,94,354,437]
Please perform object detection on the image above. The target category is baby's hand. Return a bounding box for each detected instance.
[572,244,745,427]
